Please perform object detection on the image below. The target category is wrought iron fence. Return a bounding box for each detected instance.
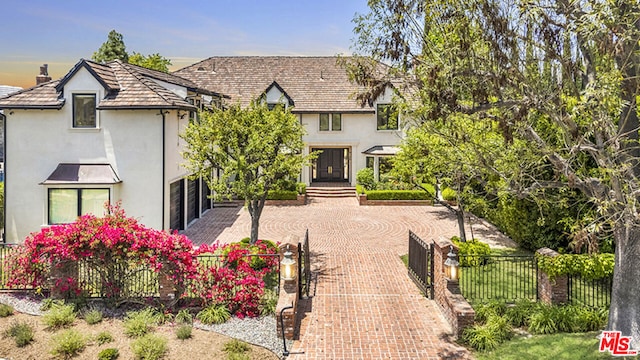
[460,254,538,303]
[298,229,311,298]
[568,274,612,308]
[408,231,434,298]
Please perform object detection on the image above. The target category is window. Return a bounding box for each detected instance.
[366,156,374,168]
[48,188,109,224]
[73,94,97,128]
[319,113,342,131]
[377,104,398,130]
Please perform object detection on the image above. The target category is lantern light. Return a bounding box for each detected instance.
[444,245,459,281]
[280,245,297,281]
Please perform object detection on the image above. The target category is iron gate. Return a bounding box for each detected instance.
[408,231,434,298]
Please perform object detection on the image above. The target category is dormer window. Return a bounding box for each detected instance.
[73,94,97,128]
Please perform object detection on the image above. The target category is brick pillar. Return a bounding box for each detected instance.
[276,238,300,340]
[433,238,475,338]
[537,247,568,305]
[49,260,79,299]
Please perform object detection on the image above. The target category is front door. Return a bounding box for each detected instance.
[313,148,347,182]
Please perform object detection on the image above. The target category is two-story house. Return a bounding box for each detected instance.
[0,59,226,243]
[174,56,403,185]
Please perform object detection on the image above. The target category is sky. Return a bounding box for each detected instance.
[0,0,371,89]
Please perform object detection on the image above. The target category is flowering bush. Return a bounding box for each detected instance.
[7,205,279,318]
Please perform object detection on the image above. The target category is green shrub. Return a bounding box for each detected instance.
[40,298,64,312]
[528,304,558,334]
[175,324,193,340]
[98,348,120,360]
[504,299,536,327]
[461,323,501,352]
[223,339,250,353]
[131,334,168,360]
[0,303,14,317]
[4,321,35,347]
[356,168,376,190]
[260,289,278,316]
[175,309,193,325]
[474,300,507,323]
[43,303,76,329]
[50,329,86,358]
[124,308,162,338]
[83,308,103,325]
[296,182,307,195]
[96,331,114,345]
[266,190,298,200]
[227,353,251,360]
[573,306,608,332]
[442,187,457,201]
[365,190,429,200]
[452,237,491,267]
[196,304,231,325]
[355,184,365,194]
[485,314,512,341]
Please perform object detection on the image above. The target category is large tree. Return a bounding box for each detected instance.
[92,30,129,63]
[350,0,640,344]
[92,30,172,73]
[181,101,313,244]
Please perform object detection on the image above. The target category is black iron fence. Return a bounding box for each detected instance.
[298,229,311,298]
[459,254,538,303]
[407,231,434,298]
[568,274,612,308]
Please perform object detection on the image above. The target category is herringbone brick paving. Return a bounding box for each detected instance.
[184,197,472,359]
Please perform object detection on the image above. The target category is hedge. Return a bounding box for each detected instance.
[266,190,298,200]
[365,190,430,200]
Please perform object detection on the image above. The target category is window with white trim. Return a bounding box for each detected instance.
[48,188,109,224]
[72,94,97,128]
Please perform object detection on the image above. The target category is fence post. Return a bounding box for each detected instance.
[536,248,568,305]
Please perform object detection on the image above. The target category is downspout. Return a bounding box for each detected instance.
[160,110,166,230]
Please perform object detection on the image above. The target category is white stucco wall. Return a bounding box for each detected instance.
[4,68,168,243]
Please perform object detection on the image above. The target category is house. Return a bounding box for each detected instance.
[0,85,22,164]
[0,59,226,243]
[174,56,404,185]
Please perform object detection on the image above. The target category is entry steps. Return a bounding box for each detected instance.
[306,187,357,198]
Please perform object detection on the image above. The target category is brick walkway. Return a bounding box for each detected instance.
[184,197,472,359]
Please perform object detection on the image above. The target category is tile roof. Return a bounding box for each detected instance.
[173,56,380,113]
[0,59,219,110]
[0,86,22,98]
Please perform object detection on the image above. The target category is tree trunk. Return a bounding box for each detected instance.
[247,198,265,244]
[608,221,640,348]
[457,204,467,242]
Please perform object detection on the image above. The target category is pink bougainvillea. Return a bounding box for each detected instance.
[7,204,279,318]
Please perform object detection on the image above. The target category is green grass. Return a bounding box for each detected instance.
[400,254,408,267]
[475,332,613,360]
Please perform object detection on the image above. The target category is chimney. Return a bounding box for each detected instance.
[36,64,51,85]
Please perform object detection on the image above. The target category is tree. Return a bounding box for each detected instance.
[92,30,128,63]
[181,101,314,244]
[128,52,172,73]
[350,0,640,344]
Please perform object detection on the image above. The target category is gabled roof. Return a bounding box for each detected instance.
[265,81,294,106]
[0,59,224,110]
[173,56,382,113]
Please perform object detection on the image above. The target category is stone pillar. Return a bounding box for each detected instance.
[276,237,300,340]
[537,247,568,305]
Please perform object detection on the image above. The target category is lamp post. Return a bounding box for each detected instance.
[444,245,460,281]
[281,245,297,282]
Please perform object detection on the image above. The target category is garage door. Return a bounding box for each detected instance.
[187,178,199,224]
[201,179,211,212]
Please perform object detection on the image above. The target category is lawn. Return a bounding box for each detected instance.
[475,332,617,360]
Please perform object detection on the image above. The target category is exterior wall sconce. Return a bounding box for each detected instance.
[444,245,460,281]
[281,245,297,281]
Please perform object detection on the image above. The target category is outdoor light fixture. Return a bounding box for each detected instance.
[444,245,460,281]
[280,245,297,281]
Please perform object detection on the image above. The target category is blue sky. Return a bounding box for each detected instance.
[0,0,370,88]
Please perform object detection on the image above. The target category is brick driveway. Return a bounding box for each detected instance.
[185,197,472,359]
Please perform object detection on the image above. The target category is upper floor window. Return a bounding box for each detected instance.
[319,113,342,131]
[377,104,398,130]
[73,94,97,128]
